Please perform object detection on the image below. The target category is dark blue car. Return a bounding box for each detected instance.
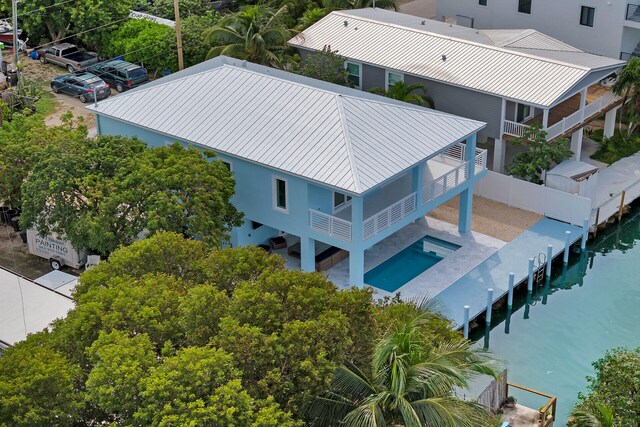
[50,72,111,103]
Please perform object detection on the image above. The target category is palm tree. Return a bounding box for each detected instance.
[570,402,616,427]
[322,0,398,11]
[369,81,435,108]
[295,8,329,33]
[612,58,640,135]
[205,5,292,67]
[305,301,498,427]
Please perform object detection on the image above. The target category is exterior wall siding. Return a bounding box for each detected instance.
[361,63,385,91]
[435,0,626,59]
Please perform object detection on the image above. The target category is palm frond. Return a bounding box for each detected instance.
[412,397,494,427]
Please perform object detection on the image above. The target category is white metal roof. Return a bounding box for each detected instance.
[289,8,624,107]
[0,268,74,345]
[88,57,484,195]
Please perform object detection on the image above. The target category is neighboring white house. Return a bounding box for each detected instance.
[435,0,640,60]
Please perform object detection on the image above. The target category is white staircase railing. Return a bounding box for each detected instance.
[503,120,530,138]
[309,209,352,242]
[362,193,417,240]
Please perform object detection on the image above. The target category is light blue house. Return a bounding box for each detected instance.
[88,56,487,287]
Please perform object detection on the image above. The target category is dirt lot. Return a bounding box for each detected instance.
[428,195,542,242]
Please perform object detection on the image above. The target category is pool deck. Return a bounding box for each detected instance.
[436,218,584,327]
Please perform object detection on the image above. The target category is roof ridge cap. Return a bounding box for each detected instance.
[334,94,362,194]
[330,10,591,71]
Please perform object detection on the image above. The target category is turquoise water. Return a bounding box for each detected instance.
[476,207,640,425]
[364,235,460,292]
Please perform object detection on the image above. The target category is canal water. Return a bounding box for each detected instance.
[474,206,640,425]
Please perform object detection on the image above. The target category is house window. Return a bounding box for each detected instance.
[333,192,352,211]
[385,71,403,90]
[516,103,532,122]
[518,0,531,14]
[221,160,232,171]
[346,62,361,88]
[580,6,595,27]
[479,0,487,5]
[273,177,288,213]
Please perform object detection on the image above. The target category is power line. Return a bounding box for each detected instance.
[18,0,78,16]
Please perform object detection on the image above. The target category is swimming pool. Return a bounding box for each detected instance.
[364,235,460,292]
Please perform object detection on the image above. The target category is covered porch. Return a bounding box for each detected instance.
[502,84,621,143]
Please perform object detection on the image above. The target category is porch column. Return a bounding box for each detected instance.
[458,189,473,233]
[493,138,506,173]
[465,134,476,178]
[571,130,584,161]
[604,107,618,138]
[300,236,315,273]
[349,197,364,287]
[542,108,549,130]
[412,162,425,207]
[570,88,588,161]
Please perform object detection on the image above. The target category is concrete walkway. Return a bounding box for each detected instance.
[435,218,583,327]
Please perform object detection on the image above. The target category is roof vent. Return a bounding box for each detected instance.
[241,60,247,67]
[344,20,348,27]
[421,20,426,25]
[442,54,446,61]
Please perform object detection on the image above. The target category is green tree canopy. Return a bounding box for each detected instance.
[0,113,87,206]
[0,233,483,425]
[182,12,220,68]
[321,0,397,12]
[573,347,640,426]
[0,0,134,47]
[205,5,292,67]
[506,125,573,184]
[151,0,213,19]
[369,81,435,108]
[292,46,349,86]
[20,137,242,255]
[101,19,178,72]
[612,58,640,136]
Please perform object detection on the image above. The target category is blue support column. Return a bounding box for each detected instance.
[546,244,553,277]
[412,162,425,207]
[507,272,515,308]
[463,305,470,339]
[527,257,534,292]
[300,236,315,273]
[563,231,571,264]
[458,134,477,234]
[485,288,494,325]
[349,196,365,287]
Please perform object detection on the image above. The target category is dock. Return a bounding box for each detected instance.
[435,218,584,327]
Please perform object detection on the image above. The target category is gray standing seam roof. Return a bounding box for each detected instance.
[289,8,624,108]
[88,58,484,195]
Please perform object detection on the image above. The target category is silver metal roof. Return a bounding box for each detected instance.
[289,8,624,107]
[89,57,484,195]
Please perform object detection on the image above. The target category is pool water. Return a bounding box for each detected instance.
[364,235,460,292]
[476,206,640,425]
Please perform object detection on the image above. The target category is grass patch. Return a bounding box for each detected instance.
[34,91,57,117]
[592,130,640,164]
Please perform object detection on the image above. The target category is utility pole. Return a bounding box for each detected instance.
[173,0,184,70]
[11,0,18,65]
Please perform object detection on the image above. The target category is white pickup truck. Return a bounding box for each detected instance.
[38,43,99,73]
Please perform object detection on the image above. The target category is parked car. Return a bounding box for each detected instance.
[50,72,111,103]
[38,43,99,73]
[88,60,149,92]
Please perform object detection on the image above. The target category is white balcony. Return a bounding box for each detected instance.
[310,209,352,242]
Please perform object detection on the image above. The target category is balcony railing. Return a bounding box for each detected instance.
[474,147,487,172]
[310,209,352,242]
[627,3,640,22]
[423,161,469,204]
[362,192,417,240]
[503,91,620,141]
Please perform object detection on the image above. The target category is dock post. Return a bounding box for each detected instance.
[528,258,534,292]
[524,291,531,320]
[563,231,571,264]
[485,288,494,325]
[463,305,470,339]
[546,244,553,277]
[581,217,588,251]
[507,272,515,308]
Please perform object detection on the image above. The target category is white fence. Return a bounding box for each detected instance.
[474,171,592,226]
[362,193,417,240]
[309,209,352,242]
[503,120,529,138]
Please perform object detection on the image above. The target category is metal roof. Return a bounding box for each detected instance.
[289,8,625,107]
[88,56,484,195]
